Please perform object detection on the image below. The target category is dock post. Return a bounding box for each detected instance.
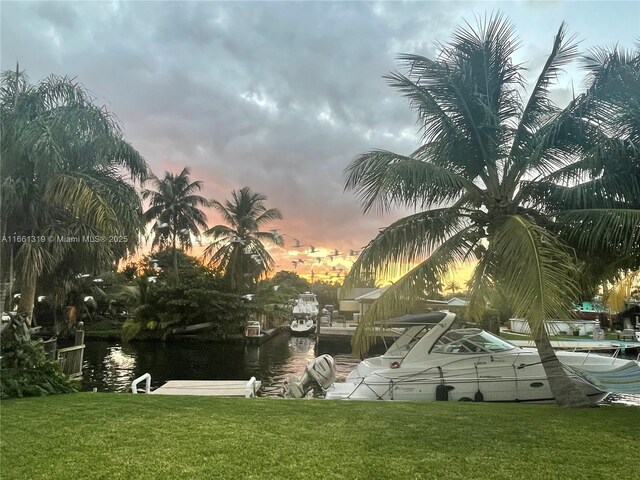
[75,321,85,346]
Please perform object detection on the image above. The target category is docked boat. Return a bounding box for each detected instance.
[289,292,318,336]
[244,320,269,344]
[244,320,261,338]
[284,311,640,403]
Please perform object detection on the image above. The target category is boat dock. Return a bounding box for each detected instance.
[511,339,640,353]
[151,380,261,397]
[132,374,261,397]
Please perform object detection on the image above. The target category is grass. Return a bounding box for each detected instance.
[1,393,637,479]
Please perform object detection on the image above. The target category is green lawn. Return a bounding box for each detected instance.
[1,393,637,479]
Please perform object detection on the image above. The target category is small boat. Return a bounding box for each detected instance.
[244,320,261,338]
[289,292,319,337]
[244,320,269,344]
[290,317,316,336]
[284,311,640,403]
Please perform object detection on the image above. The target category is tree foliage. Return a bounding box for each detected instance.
[204,187,284,293]
[1,68,147,325]
[120,251,249,341]
[142,167,211,277]
[0,334,77,399]
[344,14,639,406]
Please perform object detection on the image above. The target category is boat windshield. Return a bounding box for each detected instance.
[385,325,431,357]
[430,328,517,354]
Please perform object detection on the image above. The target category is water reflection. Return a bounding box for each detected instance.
[80,334,639,405]
[81,333,362,395]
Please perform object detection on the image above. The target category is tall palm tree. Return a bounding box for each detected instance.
[344,15,639,407]
[142,167,211,277]
[203,187,284,293]
[1,68,147,327]
[445,280,461,296]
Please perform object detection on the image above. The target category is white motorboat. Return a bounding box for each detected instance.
[284,311,640,403]
[290,318,316,336]
[244,320,261,338]
[289,292,319,336]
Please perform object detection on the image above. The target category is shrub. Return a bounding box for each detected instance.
[0,337,77,399]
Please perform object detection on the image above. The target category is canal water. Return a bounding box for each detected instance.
[81,333,380,397]
[80,333,640,405]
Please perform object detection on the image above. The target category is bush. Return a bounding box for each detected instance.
[0,337,77,399]
[480,308,501,335]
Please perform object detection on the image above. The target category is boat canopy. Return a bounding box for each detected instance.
[430,329,517,354]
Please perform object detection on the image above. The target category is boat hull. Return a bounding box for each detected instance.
[325,371,608,403]
[290,325,316,337]
[325,349,625,403]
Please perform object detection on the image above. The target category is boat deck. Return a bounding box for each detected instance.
[151,379,261,397]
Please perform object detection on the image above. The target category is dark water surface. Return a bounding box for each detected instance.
[81,333,374,396]
[81,333,639,405]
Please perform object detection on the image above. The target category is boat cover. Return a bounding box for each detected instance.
[570,362,640,394]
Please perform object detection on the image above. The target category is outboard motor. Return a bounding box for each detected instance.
[283,354,337,398]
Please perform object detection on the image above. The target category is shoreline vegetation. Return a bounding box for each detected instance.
[1,393,637,479]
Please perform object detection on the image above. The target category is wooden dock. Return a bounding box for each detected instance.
[150,379,261,397]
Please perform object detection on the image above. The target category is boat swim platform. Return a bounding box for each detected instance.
[150,380,262,397]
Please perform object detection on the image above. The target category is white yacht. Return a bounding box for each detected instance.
[284,311,640,403]
[290,292,319,336]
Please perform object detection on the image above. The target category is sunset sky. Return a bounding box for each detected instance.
[2,1,638,285]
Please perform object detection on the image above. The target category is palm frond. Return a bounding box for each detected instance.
[350,228,476,357]
[509,22,579,177]
[344,150,477,214]
[254,231,285,247]
[486,216,581,333]
[604,269,640,312]
[45,175,119,232]
[344,208,471,286]
[554,209,640,256]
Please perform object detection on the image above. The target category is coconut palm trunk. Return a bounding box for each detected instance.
[533,327,595,407]
[172,226,178,279]
[16,268,37,327]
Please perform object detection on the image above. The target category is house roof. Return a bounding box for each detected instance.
[424,297,468,307]
[354,286,389,302]
[338,287,379,301]
[446,297,468,307]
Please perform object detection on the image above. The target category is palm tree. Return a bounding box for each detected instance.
[142,167,211,277]
[1,67,147,328]
[445,280,461,296]
[203,187,284,293]
[344,15,639,407]
[605,269,640,314]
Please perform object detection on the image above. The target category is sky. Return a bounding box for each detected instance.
[1,0,639,285]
